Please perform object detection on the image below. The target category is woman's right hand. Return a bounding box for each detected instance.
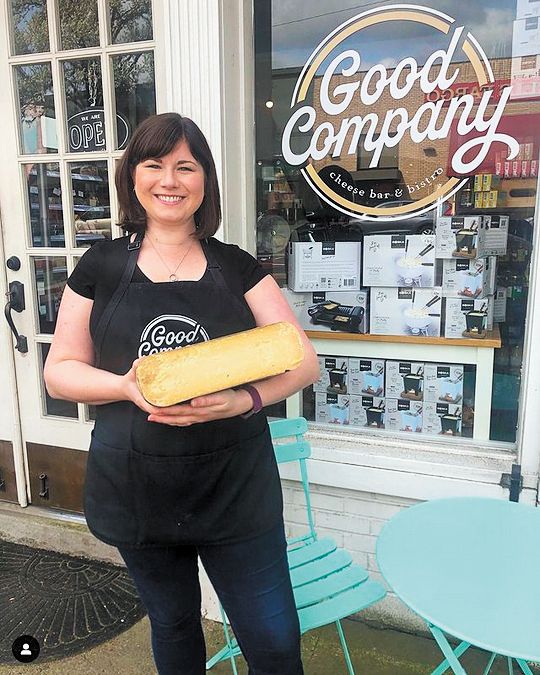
[121,359,162,415]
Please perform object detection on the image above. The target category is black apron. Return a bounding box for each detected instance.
[83,234,283,548]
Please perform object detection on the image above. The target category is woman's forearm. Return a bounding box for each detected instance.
[44,360,126,405]
[251,355,320,409]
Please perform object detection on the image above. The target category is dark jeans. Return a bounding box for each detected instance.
[118,523,303,675]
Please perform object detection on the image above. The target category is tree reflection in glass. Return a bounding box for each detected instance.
[109,0,153,44]
[9,0,49,55]
[58,0,99,50]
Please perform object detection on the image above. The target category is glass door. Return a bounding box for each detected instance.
[0,0,159,505]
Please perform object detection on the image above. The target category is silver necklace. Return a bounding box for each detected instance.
[147,235,195,281]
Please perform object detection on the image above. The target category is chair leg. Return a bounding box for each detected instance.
[507,657,514,675]
[335,620,356,675]
[220,605,239,675]
[482,653,497,675]
[516,659,535,675]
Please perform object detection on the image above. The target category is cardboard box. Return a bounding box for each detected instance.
[370,287,442,337]
[441,257,496,298]
[424,364,464,404]
[474,192,483,209]
[385,398,423,433]
[313,356,349,394]
[385,360,425,400]
[362,234,435,287]
[512,17,540,58]
[349,358,385,396]
[422,402,463,436]
[493,287,508,323]
[444,297,494,338]
[282,288,368,334]
[288,241,361,292]
[474,174,483,191]
[517,0,540,19]
[349,395,385,428]
[477,215,509,257]
[435,216,483,258]
[482,174,501,191]
[315,392,350,425]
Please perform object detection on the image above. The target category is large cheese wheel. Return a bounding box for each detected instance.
[136,321,304,406]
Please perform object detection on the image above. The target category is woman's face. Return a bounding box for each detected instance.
[133,139,205,230]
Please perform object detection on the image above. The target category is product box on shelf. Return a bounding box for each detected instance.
[424,364,464,403]
[477,215,509,257]
[385,398,423,433]
[444,297,494,338]
[385,360,425,400]
[370,287,442,337]
[435,216,483,258]
[315,392,350,425]
[313,356,349,394]
[349,395,385,428]
[441,256,497,298]
[349,358,385,396]
[362,234,435,287]
[282,288,369,334]
[288,241,362,292]
[493,287,507,323]
[422,402,463,436]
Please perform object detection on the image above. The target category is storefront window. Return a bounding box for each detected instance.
[255,1,538,444]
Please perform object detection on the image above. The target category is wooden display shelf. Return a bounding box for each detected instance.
[306,324,501,349]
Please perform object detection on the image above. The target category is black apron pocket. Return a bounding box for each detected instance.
[84,431,138,546]
[130,427,283,546]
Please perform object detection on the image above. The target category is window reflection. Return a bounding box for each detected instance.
[25,163,65,247]
[70,161,112,246]
[33,256,68,334]
[9,0,49,55]
[58,0,99,50]
[16,63,57,154]
[40,343,78,418]
[112,51,155,149]
[108,0,153,44]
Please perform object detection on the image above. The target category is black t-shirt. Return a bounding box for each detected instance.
[67,235,269,334]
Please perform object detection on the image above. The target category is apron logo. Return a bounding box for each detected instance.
[282,4,518,221]
[138,315,210,357]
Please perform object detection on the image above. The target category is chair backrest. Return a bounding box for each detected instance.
[269,417,316,545]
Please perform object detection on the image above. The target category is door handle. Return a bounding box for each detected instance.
[4,281,28,353]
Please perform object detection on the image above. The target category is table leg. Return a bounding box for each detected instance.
[516,659,534,675]
[429,625,469,675]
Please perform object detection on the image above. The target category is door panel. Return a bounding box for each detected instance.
[0,0,159,508]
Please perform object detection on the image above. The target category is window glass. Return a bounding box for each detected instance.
[9,0,49,55]
[108,0,153,44]
[111,51,156,149]
[63,58,106,152]
[58,0,100,50]
[24,162,64,247]
[40,343,78,418]
[255,1,538,444]
[32,256,68,334]
[70,161,111,247]
[16,63,58,154]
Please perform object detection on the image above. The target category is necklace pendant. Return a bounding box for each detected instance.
[169,274,178,281]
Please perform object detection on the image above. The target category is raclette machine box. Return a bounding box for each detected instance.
[281,288,369,334]
[288,241,362,292]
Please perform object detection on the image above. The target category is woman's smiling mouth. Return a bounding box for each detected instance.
[154,194,184,204]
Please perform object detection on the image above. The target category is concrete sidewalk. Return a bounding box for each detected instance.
[0,615,531,674]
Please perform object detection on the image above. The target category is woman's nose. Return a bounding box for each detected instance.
[160,168,179,188]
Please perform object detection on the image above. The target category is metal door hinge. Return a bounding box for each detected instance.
[500,463,522,502]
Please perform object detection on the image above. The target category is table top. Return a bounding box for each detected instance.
[376,497,540,661]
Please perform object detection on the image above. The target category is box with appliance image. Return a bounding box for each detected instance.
[385,360,425,401]
[315,392,350,425]
[444,297,494,338]
[349,395,385,429]
[422,402,463,436]
[349,358,385,396]
[493,287,507,323]
[287,241,362,292]
[423,364,464,404]
[477,215,509,257]
[385,398,423,433]
[370,287,442,337]
[441,256,497,298]
[435,215,483,258]
[362,234,435,287]
[281,288,369,334]
[313,356,349,394]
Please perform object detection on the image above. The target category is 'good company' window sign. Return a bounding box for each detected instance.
[281,4,519,221]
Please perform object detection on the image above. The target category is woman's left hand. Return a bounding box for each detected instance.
[147,387,253,426]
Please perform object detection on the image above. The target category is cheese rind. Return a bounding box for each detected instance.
[136,321,304,407]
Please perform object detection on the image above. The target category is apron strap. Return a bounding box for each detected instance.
[93,231,144,368]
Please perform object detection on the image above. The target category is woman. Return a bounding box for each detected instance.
[44,112,319,675]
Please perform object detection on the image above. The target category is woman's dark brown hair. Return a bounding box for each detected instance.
[115,113,221,238]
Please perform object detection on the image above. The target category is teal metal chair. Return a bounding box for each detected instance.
[206,417,386,673]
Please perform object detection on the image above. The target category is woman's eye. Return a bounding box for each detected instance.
[178,166,193,172]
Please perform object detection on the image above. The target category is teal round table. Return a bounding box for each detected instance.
[376,497,540,675]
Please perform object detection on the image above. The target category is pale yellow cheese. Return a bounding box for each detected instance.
[136,321,304,407]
